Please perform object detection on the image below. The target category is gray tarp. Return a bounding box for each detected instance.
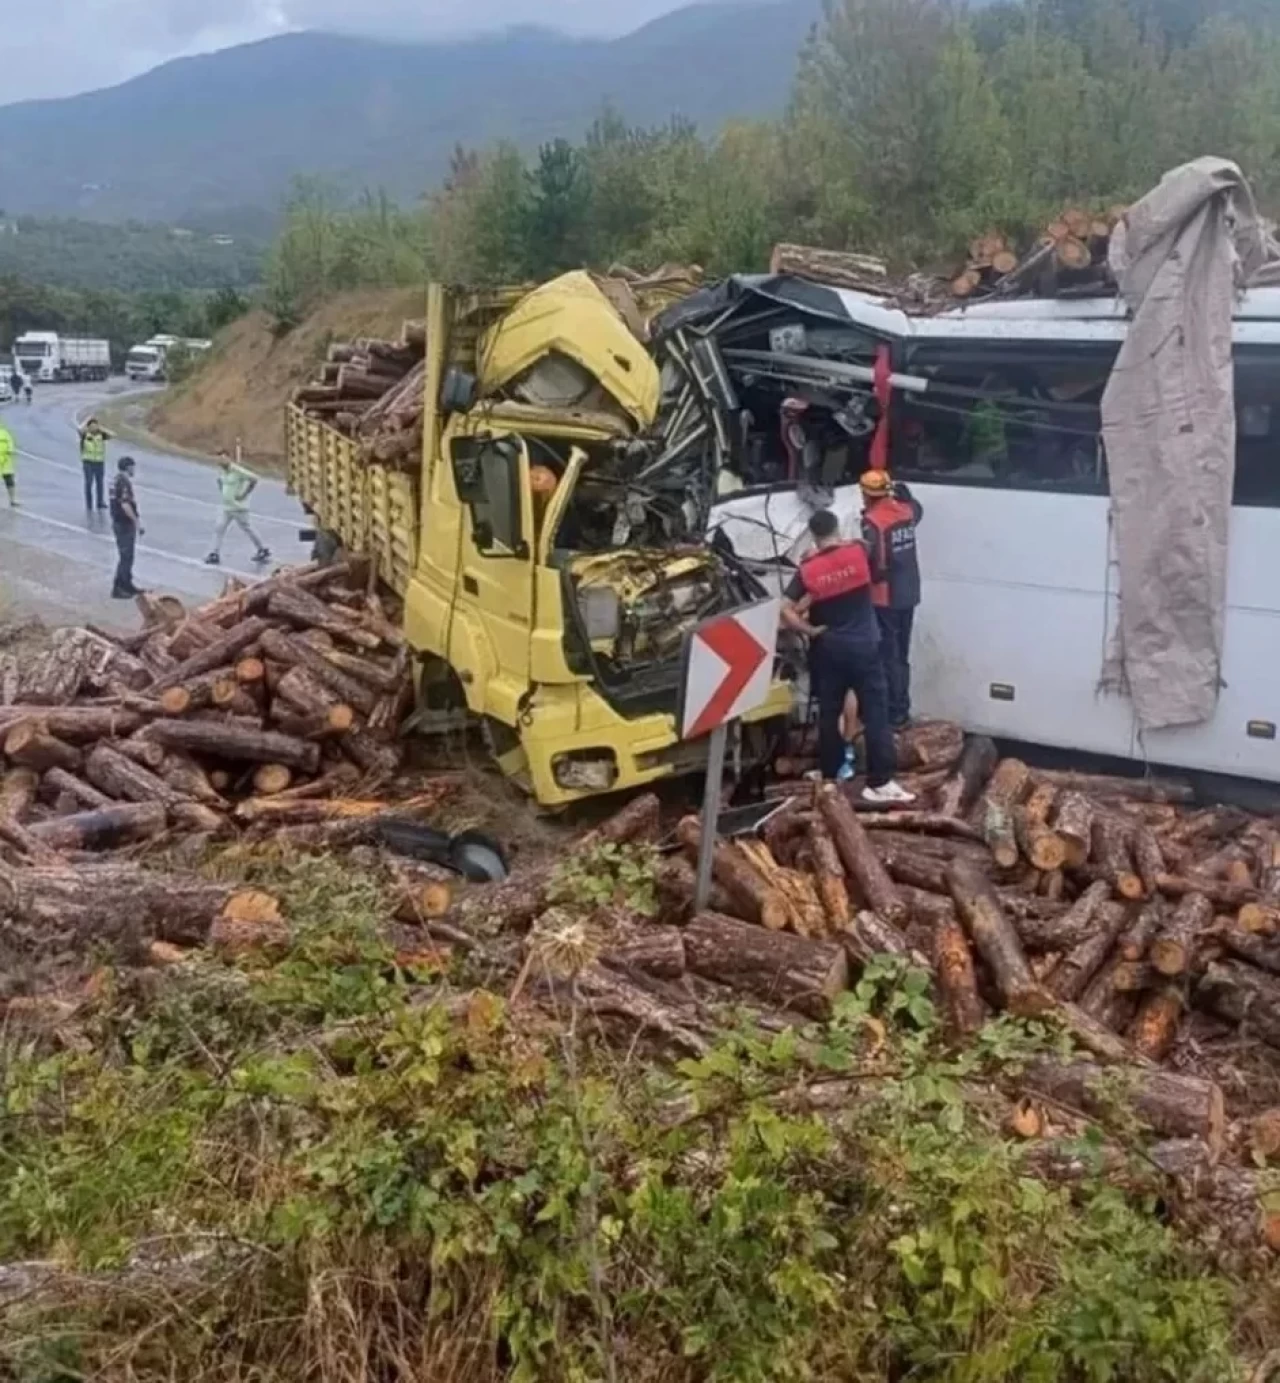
[1100,158,1273,732]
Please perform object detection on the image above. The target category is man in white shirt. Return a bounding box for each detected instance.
[207,451,270,566]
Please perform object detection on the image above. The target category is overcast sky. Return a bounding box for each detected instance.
[4,0,685,104]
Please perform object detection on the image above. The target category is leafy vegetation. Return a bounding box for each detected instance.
[264,0,1280,323]
[0,853,1259,1381]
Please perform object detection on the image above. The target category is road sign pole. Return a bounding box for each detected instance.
[693,721,729,914]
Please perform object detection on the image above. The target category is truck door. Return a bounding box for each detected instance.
[449,434,535,700]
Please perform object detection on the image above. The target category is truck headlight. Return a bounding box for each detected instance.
[577,587,621,642]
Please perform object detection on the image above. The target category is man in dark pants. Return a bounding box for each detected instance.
[109,456,143,598]
[79,417,112,512]
[860,469,923,729]
[782,510,916,804]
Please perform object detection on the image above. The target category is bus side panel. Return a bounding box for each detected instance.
[1138,507,1280,780]
[909,485,1138,758]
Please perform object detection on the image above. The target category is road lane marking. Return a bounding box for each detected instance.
[15,445,302,531]
[0,505,258,581]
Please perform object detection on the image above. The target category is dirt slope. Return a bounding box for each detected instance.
[150,288,424,466]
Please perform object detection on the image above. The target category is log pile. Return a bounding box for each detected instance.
[291,320,427,467]
[0,562,435,858]
[950,208,1124,302]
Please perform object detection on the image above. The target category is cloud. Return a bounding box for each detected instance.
[2,0,677,104]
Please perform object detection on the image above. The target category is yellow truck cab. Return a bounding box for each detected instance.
[287,273,793,805]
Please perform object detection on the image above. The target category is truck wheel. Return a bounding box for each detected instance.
[310,529,342,565]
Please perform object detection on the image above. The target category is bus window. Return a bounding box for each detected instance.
[892,341,1115,495]
[1233,356,1280,508]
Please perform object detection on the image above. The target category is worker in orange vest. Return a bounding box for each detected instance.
[859,469,923,730]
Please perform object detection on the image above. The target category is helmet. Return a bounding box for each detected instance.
[860,469,893,496]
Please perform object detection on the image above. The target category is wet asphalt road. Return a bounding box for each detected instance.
[0,383,310,631]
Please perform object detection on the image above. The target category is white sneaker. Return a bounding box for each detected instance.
[862,780,917,806]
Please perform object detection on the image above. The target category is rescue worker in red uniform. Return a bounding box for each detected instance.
[782,509,916,804]
[859,469,923,729]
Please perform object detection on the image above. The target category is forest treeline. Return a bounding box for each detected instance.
[265,0,1280,323]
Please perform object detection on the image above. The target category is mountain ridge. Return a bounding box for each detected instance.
[0,1,821,235]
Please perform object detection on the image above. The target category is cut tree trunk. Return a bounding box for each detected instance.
[1155,873,1257,910]
[1053,791,1095,868]
[936,735,998,818]
[1217,925,1280,975]
[40,767,111,812]
[1197,960,1280,1049]
[27,801,167,851]
[1022,1061,1224,1156]
[0,767,39,823]
[85,743,192,810]
[317,648,404,693]
[144,720,321,775]
[148,618,270,693]
[0,706,144,743]
[1128,987,1185,1062]
[274,666,352,720]
[115,737,167,772]
[948,860,1049,1015]
[808,817,851,929]
[1014,806,1068,872]
[653,854,736,923]
[1150,892,1212,977]
[259,628,377,714]
[1035,769,1193,805]
[1131,827,1166,897]
[600,925,687,982]
[1119,898,1166,961]
[840,909,916,966]
[267,588,381,650]
[675,816,789,931]
[873,838,950,895]
[4,722,82,774]
[253,764,293,797]
[158,752,225,807]
[683,910,849,1020]
[818,785,906,925]
[1044,901,1130,1001]
[339,725,402,776]
[933,911,987,1036]
[272,707,357,740]
[1090,816,1144,900]
[896,721,965,772]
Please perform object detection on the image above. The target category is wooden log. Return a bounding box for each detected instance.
[683,911,848,1020]
[1128,986,1185,1061]
[895,721,964,773]
[1014,879,1112,953]
[1014,806,1068,872]
[267,588,381,651]
[1117,898,1165,961]
[315,648,404,694]
[933,911,987,1035]
[874,838,950,894]
[601,926,687,982]
[166,619,219,661]
[148,618,270,694]
[1155,872,1257,910]
[235,657,266,687]
[1150,892,1212,977]
[1216,925,1280,976]
[1131,826,1166,897]
[40,767,111,812]
[807,817,851,930]
[1090,816,1144,900]
[274,666,352,720]
[1197,960,1280,1049]
[675,816,788,931]
[157,752,225,807]
[1034,769,1194,805]
[1045,901,1130,1001]
[840,909,917,967]
[1055,236,1092,270]
[0,767,39,824]
[855,812,984,843]
[115,737,167,772]
[0,705,144,743]
[653,854,735,922]
[85,743,190,810]
[1024,1061,1224,1155]
[339,725,402,777]
[143,720,321,775]
[272,707,357,740]
[26,801,167,852]
[1052,791,1095,868]
[935,735,998,818]
[768,243,889,291]
[818,785,906,925]
[947,860,1049,1015]
[1078,956,1141,1031]
[259,628,377,714]
[4,722,82,774]
[253,764,293,797]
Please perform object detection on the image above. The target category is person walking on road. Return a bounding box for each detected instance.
[0,417,16,506]
[860,469,923,729]
[782,508,915,804]
[207,451,270,566]
[79,417,112,512]
[109,456,143,598]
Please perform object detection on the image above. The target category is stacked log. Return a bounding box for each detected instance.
[290,320,427,465]
[0,563,439,858]
[950,208,1124,302]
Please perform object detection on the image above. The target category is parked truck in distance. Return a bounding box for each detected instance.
[13,332,111,383]
[125,334,211,383]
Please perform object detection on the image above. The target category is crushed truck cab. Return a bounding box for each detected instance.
[288,273,793,806]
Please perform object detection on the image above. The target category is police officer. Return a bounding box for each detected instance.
[79,417,112,512]
[109,455,143,598]
[782,509,916,804]
[860,469,923,729]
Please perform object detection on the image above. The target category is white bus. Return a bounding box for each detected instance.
[704,281,1280,786]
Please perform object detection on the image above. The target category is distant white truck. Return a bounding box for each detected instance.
[125,334,212,383]
[13,331,112,383]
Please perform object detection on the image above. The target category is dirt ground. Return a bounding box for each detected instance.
[149,289,424,467]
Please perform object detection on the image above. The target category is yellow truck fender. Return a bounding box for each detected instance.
[402,578,498,717]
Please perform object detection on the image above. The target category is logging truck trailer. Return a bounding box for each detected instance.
[287,274,793,806]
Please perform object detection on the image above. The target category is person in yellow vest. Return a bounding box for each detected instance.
[78,417,112,512]
[0,417,15,506]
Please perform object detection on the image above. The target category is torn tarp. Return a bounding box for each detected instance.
[1100,157,1274,732]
